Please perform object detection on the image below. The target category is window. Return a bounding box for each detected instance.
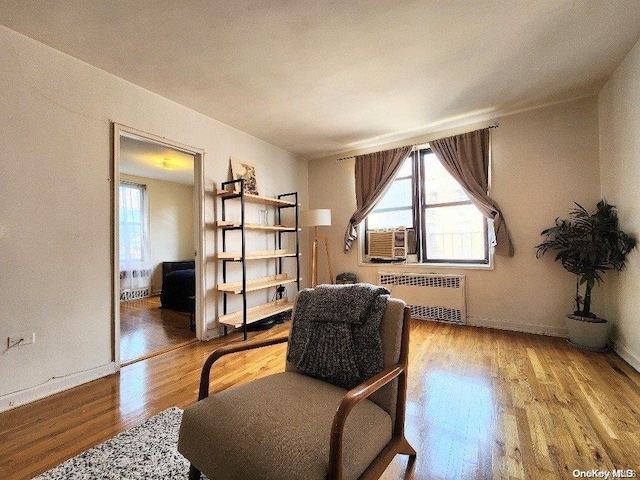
[365,148,488,264]
[119,182,147,262]
[366,159,413,229]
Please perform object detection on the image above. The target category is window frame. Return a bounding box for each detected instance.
[364,148,490,265]
[119,181,149,263]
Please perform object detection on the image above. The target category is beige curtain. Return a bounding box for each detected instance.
[343,145,413,252]
[430,128,514,257]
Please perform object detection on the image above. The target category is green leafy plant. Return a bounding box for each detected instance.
[536,200,636,319]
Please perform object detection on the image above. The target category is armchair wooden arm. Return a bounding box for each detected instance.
[198,334,289,400]
[328,363,405,479]
[329,305,413,480]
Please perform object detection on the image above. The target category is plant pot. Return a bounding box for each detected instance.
[565,314,609,352]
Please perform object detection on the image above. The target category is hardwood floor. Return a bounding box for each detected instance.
[120,295,196,364]
[1,320,639,479]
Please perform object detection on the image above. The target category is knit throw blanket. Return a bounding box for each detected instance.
[287,283,390,390]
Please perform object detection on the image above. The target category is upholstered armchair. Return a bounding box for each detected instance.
[178,285,415,480]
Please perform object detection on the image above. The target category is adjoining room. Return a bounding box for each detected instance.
[118,133,199,364]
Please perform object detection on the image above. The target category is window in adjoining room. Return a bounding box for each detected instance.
[119,182,148,262]
[119,181,153,301]
[365,148,489,264]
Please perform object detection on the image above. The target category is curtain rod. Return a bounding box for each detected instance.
[335,123,499,162]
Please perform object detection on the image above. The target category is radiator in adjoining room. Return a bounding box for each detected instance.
[378,272,466,324]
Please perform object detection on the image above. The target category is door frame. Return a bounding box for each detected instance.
[111,123,206,368]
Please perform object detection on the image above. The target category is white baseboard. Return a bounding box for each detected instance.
[468,317,639,373]
[0,362,117,413]
[612,342,640,373]
[205,325,224,341]
[467,316,568,337]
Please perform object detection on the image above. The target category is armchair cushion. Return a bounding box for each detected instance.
[178,371,392,480]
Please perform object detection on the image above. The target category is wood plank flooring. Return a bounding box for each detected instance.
[1,320,639,479]
[120,295,196,364]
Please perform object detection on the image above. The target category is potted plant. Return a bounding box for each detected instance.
[536,200,636,351]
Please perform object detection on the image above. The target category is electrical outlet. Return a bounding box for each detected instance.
[7,332,35,348]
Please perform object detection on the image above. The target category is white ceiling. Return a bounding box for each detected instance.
[120,134,194,185]
[2,1,640,159]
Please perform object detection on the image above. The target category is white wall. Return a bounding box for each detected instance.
[0,26,308,409]
[599,37,640,371]
[309,97,601,335]
[121,174,195,294]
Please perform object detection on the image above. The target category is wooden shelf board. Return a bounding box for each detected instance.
[218,300,294,328]
[216,221,298,232]
[216,190,296,207]
[217,249,300,261]
[217,274,298,294]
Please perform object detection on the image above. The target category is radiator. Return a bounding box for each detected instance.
[120,287,150,302]
[378,272,466,324]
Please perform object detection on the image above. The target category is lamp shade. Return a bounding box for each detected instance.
[300,209,331,227]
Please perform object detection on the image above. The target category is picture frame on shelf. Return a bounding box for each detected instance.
[229,157,259,195]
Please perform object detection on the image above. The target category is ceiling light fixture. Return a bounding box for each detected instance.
[160,158,178,170]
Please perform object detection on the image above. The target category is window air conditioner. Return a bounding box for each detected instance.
[367,228,407,261]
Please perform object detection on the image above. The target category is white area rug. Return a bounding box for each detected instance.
[34,407,205,479]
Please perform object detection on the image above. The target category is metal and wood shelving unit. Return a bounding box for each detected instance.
[216,179,300,340]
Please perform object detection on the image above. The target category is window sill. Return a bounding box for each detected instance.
[358,259,493,271]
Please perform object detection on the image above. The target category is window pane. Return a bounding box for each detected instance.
[367,208,413,230]
[119,184,145,262]
[423,152,470,204]
[120,225,142,261]
[374,178,412,210]
[396,157,413,178]
[424,204,486,261]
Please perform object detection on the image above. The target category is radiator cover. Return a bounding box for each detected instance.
[378,272,466,324]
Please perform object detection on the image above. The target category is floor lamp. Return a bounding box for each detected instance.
[300,209,334,287]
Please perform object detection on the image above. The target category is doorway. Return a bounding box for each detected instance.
[112,124,205,367]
